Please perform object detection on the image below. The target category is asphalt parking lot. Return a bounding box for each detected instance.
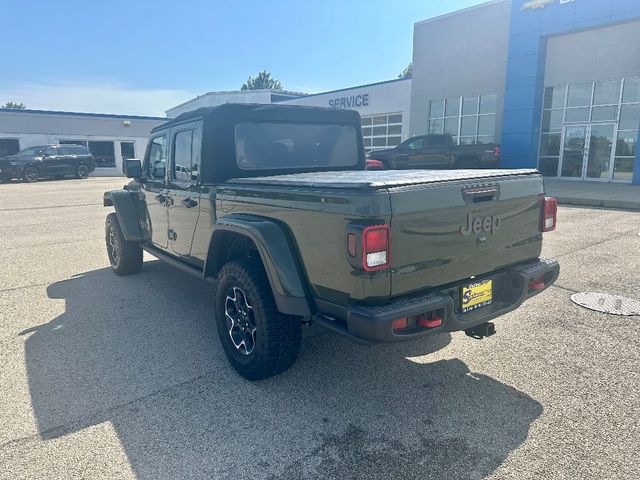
[0,177,639,479]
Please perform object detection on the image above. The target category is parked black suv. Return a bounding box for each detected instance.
[0,144,95,183]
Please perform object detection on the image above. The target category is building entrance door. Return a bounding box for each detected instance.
[559,123,616,181]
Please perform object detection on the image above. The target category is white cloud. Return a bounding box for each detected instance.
[0,82,198,117]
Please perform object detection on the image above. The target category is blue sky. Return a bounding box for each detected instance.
[1,0,484,116]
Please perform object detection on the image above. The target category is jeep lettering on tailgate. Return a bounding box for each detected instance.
[460,214,501,237]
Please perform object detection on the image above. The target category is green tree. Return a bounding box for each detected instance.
[398,63,412,79]
[241,71,282,91]
[2,101,26,109]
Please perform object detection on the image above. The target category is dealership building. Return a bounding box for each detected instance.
[0,109,166,175]
[1,0,639,184]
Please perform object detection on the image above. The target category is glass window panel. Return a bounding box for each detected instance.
[538,157,559,177]
[363,137,372,147]
[372,126,387,136]
[543,86,565,109]
[388,114,402,124]
[539,133,561,156]
[476,136,494,144]
[462,96,478,115]
[120,142,135,160]
[88,141,115,168]
[478,115,495,136]
[372,137,386,147]
[459,136,475,145]
[147,136,167,179]
[361,117,372,126]
[460,116,477,136]
[444,118,458,135]
[613,157,635,181]
[591,105,618,122]
[616,130,638,157]
[622,77,640,104]
[387,136,401,146]
[567,82,592,107]
[362,127,372,136]
[429,100,444,118]
[0,138,20,156]
[565,107,590,123]
[593,79,621,105]
[428,119,443,134]
[619,104,640,130]
[541,109,563,132]
[388,124,402,135]
[451,136,458,145]
[445,97,460,116]
[372,116,387,125]
[479,94,497,114]
[173,130,193,182]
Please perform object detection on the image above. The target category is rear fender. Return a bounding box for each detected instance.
[103,190,144,242]
[205,215,311,319]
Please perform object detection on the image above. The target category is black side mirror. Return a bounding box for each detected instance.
[123,158,142,178]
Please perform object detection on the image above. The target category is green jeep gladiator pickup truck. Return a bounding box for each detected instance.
[104,103,559,380]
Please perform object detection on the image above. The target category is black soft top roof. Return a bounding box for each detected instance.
[151,103,366,183]
[152,103,362,133]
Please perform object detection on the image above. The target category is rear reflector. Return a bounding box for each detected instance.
[392,317,408,330]
[542,196,558,232]
[347,233,356,257]
[529,280,545,291]
[362,225,390,271]
[366,159,384,170]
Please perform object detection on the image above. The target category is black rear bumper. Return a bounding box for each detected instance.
[315,257,559,344]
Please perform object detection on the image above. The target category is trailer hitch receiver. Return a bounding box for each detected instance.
[465,322,496,339]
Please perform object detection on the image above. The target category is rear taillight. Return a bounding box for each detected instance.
[493,145,500,158]
[542,196,557,232]
[366,159,384,170]
[362,225,390,271]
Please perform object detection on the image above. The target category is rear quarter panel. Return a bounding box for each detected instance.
[215,184,392,306]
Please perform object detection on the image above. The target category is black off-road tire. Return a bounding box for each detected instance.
[215,258,301,381]
[105,212,143,275]
[75,163,90,179]
[22,166,40,183]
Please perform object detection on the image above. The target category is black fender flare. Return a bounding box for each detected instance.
[205,215,311,319]
[103,190,144,242]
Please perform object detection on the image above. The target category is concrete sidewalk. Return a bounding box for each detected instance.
[543,179,640,210]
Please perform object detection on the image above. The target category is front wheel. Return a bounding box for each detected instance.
[105,213,143,275]
[75,164,90,179]
[22,166,39,183]
[215,258,301,381]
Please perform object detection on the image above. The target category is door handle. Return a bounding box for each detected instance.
[181,197,198,208]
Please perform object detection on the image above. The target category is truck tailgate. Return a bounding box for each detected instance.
[389,173,544,297]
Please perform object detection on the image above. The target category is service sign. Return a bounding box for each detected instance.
[328,93,369,109]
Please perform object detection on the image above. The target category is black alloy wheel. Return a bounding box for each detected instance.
[224,286,257,355]
[76,164,90,179]
[22,166,39,183]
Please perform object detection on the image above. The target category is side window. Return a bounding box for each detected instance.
[59,146,75,155]
[404,138,424,151]
[44,146,58,156]
[147,135,167,180]
[172,128,201,183]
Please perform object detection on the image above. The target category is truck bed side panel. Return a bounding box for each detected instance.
[217,185,392,305]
